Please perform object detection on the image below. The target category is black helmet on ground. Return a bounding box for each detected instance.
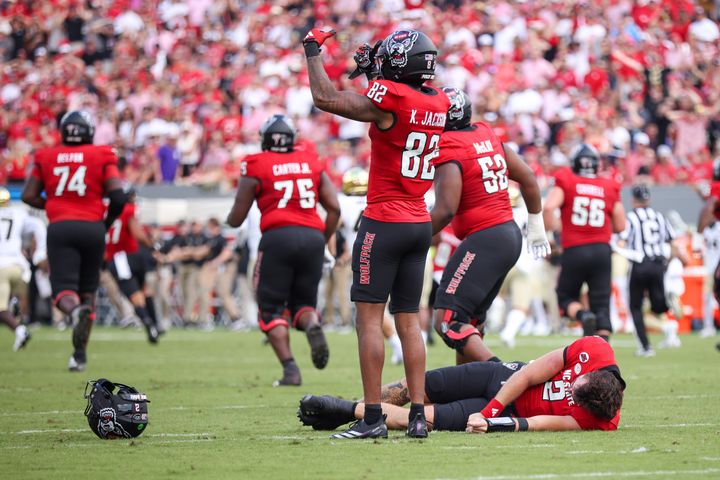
[84,379,150,439]
[441,86,472,131]
[375,29,437,86]
[60,110,95,145]
[260,114,296,153]
[571,144,600,177]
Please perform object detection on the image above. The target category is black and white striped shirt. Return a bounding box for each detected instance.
[621,207,675,263]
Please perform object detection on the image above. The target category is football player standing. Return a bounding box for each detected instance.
[303,28,449,438]
[543,145,626,340]
[22,111,127,371]
[227,115,340,387]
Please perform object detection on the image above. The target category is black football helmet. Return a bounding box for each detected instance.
[260,114,296,153]
[60,110,94,145]
[84,379,150,439]
[441,86,472,131]
[571,144,600,177]
[375,29,437,85]
[713,158,720,181]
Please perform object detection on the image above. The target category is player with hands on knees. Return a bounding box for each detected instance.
[429,87,550,365]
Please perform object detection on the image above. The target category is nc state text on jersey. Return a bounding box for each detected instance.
[272,162,312,176]
[56,153,84,163]
[409,110,447,128]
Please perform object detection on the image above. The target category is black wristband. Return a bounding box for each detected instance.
[485,417,517,433]
[517,418,529,432]
[304,42,321,57]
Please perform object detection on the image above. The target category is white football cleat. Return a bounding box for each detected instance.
[13,325,31,352]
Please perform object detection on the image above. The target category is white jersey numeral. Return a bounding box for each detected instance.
[274,179,316,209]
[571,196,605,227]
[477,154,508,194]
[542,380,566,401]
[53,165,87,197]
[401,131,439,180]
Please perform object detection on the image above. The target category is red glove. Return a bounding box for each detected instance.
[303,28,336,57]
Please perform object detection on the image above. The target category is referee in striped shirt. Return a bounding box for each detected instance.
[620,184,685,356]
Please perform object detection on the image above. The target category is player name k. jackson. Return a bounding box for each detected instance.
[272,162,312,176]
[409,110,447,127]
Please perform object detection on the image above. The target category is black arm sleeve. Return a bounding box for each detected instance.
[105,189,128,230]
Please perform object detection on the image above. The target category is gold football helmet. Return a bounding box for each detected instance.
[508,184,521,208]
[342,167,369,196]
[0,187,10,207]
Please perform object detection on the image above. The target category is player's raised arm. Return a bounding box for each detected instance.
[303,28,393,128]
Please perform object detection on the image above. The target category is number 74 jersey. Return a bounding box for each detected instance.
[30,144,120,224]
[552,167,621,249]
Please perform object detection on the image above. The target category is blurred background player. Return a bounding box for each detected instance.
[0,187,46,351]
[543,144,626,341]
[618,184,685,356]
[334,167,404,364]
[22,111,127,371]
[303,28,449,439]
[227,114,340,387]
[430,87,550,365]
[105,186,160,344]
[698,159,720,339]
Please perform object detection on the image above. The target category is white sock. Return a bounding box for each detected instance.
[420,330,428,346]
[502,309,526,340]
[704,293,716,330]
[15,324,27,337]
[389,334,403,357]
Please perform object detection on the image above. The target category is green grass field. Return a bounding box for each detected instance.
[1,327,719,479]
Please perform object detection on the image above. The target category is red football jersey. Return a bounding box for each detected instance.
[710,181,720,219]
[433,225,461,281]
[553,167,621,249]
[30,144,120,224]
[363,80,450,223]
[433,122,514,240]
[514,336,623,431]
[241,149,325,233]
[105,203,139,260]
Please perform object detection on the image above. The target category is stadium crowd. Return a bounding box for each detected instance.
[1,0,720,191]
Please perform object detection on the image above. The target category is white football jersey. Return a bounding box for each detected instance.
[703,221,720,272]
[338,194,367,248]
[0,206,46,272]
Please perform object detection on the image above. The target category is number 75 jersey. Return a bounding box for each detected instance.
[553,167,620,249]
[240,149,324,234]
[30,144,120,224]
[433,122,514,240]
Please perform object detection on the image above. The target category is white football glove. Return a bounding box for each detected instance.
[526,213,551,260]
[323,246,336,272]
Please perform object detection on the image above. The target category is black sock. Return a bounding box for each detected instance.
[351,402,359,416]
[488,356,502,363]
[145,297,159,327]
[409,403,424,420]
[281,358,297,369]
[364,404,382,425]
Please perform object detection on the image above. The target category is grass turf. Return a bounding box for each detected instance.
[0,327,719,479]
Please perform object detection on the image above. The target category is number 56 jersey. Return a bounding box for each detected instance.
[553,167,621,249]
[30,144,119,224]
[241,149,324,233]
[363,79,450,223]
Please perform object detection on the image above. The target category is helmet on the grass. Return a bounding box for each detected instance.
[84,379,150,439]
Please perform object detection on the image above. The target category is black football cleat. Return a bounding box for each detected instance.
[273,364,302,387]
[306,324,329,369]
[298,395,355,430]
[577,310,596,337]
[406,412,428,438]
[330,417,388,439]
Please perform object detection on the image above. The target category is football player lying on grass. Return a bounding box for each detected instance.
[298,336,624,434]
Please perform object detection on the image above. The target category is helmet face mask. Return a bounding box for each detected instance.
[84,379,149,440]
[342,167,369,196]
[441,86,472,131]
[260,114,296,153]
[60,110,95,145]
[376,30,437,85]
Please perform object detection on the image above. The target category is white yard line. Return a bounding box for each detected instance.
[15,428,87,434]
[621,423,716,429]
[439,467,720,480]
